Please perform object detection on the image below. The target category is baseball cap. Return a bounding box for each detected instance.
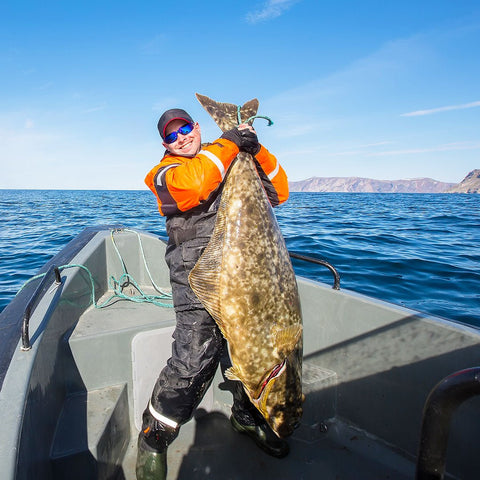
[157,108,194,139]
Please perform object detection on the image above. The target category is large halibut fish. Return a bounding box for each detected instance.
[188,94,303,438]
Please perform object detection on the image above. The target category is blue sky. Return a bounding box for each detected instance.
[1,0,479,189]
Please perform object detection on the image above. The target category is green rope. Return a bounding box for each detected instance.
[247,114,274,126]
[17,229,173,309]
[115,228,171,296]
[236,105,274,126]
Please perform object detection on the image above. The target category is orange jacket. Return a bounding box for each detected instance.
[145,138,289,217]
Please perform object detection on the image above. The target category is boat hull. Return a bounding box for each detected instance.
[1,226,479,479]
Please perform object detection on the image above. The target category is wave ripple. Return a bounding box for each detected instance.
[1,190,478,327]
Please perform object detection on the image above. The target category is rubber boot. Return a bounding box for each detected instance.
[230,414,289,458]
[135,437,167,480]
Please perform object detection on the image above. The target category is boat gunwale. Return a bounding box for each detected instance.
[0,225,123,391]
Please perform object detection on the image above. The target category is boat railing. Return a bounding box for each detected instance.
[157,234,342,290]
[289,252,341,290]
[21,265,62,351]
[416,366,480,480]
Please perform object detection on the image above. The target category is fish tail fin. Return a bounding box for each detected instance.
[196,93,259,132]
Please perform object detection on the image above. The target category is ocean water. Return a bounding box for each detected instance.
[1,190,479,327]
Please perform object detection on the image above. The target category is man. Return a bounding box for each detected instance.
[137,106,290,479]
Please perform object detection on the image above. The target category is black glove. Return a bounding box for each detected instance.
[221,127,261,156]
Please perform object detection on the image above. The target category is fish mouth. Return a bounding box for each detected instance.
[252,359,287,411]
[250,356,303,437]
[260,360,286,394]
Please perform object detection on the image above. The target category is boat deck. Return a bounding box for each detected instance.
[119,409,415,480]
[62,280,474,480]
[66,291,420,480]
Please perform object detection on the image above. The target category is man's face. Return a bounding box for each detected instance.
[163,119,202,157]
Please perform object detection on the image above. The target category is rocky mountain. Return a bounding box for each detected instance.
[289,176,455,193]
[446,169,480,193]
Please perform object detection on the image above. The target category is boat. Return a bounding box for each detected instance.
[1,225,479,479]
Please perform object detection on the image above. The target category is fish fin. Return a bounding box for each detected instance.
[196,93,259,132]
[274,324,303,357]
[188,203,229,326]
[188,241,223,326]
[225,366,243,382]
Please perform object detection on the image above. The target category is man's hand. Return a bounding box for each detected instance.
[221,124,260,156]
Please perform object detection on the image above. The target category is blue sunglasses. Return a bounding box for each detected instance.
[164,123,194,144]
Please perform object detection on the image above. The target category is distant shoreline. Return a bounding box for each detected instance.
[1,169,479,194]
[289,170,479,194]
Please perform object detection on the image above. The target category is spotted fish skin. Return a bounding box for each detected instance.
[189,94,303,438]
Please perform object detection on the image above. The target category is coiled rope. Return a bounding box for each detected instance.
[17,228,173,309]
